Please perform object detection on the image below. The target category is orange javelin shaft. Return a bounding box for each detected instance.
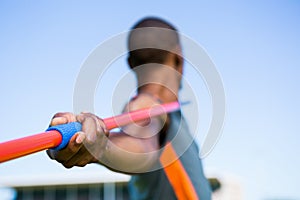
[0,101,180,163]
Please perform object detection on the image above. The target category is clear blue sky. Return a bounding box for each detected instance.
[0,1,299,199]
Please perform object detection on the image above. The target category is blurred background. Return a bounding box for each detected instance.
[0,1,299,199]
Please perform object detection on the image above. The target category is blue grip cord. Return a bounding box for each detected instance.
[46,122,82,150]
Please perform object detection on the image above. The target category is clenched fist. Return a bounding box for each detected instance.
[47,112,109,168]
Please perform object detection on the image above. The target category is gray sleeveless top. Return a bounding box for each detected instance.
[128,111,212,200]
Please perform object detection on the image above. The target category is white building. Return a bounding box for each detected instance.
[1,170,243,200]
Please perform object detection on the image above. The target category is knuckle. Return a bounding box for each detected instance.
[77,161,88,167]
[53,112,68,118]
[62,163,73,169]
[52,112,63,118]
[78,163,87,167]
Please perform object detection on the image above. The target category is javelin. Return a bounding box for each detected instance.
[0,101,181,163]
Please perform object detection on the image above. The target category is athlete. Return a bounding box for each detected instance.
[47,17,212,199]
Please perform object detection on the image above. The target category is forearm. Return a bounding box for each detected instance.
[98,132,159,174]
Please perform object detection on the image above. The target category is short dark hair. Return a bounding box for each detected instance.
[128,17,181,68]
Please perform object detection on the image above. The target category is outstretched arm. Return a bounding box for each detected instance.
[47,95,167,173]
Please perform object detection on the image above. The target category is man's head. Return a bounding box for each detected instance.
[127,17,183,71]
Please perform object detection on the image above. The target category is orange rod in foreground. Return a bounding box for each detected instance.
[0,101,180,163]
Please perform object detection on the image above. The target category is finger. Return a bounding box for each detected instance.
[62,146,95,168]
[76,113,86,123]
[54,133,83,163]
[74,114,109,164]
[75,131,86,144]
[77,113,108,135]
[82,116,99,143]
[76,114,98,142]
[97,119,109,136]
[50,112,76,126]
[50,117,68,126]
